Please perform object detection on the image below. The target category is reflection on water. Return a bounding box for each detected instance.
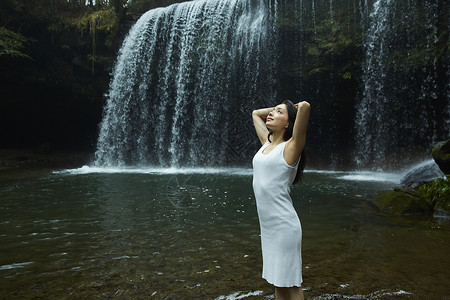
[0,168,449,299]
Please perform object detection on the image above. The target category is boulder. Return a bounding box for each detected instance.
[434,198,450,217]
[432,139,450,174]
[400,160,444,187]
[373,189,433,216]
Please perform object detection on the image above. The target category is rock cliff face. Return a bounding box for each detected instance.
[0,2,136,152]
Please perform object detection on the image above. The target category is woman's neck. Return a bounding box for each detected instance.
[270,131,285,145]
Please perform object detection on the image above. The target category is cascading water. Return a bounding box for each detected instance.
[354,0,449,170]
[94,0,448,170]
[94,0,277,167]
[359,0,372,28]
[354,0,392,169]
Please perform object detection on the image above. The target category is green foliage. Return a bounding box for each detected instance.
[387,29,450,71]
[419,176,450,207]
[75,8,121,74]
[275,0,364,80]
[0,27,33,59]
[77,8,119,33]
[127,0,191,15]
[311,20,355,56]
[303,19,361,78]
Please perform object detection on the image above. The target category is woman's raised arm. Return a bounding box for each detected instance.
[252,107,273,145]
[285,101,311,165]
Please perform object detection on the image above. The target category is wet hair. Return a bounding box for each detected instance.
[268,100,306,183]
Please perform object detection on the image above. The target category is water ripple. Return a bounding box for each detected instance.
[0,262,34,271]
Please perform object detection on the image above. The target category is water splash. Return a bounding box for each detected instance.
[310,289,411,299]
[215,290,264,300]
[94,0,277,167]
[54,166,253,176]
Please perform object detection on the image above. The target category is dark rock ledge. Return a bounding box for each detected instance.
[0,148,92,170]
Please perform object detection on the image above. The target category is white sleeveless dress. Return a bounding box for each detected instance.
[252,141,302,287]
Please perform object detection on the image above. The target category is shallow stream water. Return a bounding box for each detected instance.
[1,167,449,299]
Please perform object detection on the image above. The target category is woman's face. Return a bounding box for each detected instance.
[266,104,289,131]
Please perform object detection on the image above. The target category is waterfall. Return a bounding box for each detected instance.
[359,0,371,28]
[329,0,334,24]
[94,0,277,167]
[354,0,449,170]
[354,0,393,169]
[93,0,448,170]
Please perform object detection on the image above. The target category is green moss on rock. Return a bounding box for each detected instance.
[374,176,450,217]
[373,189,433,216]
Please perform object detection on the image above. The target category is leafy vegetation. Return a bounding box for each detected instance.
[0,27,33,59]
[419,176,450,208]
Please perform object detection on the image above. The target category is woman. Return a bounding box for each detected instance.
[252,100,311,300]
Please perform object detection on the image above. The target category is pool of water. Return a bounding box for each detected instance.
[1,167,449,299]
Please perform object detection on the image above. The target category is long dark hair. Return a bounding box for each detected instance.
[267,100,306,183]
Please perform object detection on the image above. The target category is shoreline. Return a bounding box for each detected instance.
[0,148,93,170]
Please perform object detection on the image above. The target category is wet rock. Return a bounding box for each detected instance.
[432,139,450,174]
[434,198,450,217]
[373,189,433,216]
[400,160,444,187]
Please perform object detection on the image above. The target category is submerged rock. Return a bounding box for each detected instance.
[432,139,450,174]
[400,160,444,188]
[373,189,433,216]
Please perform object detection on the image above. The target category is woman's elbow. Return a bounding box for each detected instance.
[297,101,311,114]
[252,110,262,118]
[300,101,310,109]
